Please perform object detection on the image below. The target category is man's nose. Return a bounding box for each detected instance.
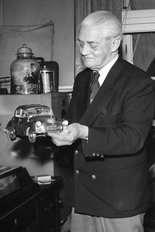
[80,44,90,55]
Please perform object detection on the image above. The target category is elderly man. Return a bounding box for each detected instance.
[49,11,154,232]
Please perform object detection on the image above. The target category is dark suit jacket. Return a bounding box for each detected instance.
[66,58,154,218]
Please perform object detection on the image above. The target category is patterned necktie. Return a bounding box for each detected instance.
[90,71,100,102]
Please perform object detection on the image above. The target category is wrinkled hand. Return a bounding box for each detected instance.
[48,121,88,146]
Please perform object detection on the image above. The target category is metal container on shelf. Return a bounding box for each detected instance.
[40,65,51,93]
[40,64,58,93]
[10,44,41,94]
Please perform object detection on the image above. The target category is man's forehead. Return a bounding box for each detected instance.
[79,24,110,40]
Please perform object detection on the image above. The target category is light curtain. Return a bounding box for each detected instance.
[75,0,122,75]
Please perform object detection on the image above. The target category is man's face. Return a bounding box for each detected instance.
[78,24,114,71]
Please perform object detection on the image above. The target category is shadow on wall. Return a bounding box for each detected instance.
[10,136,57,163]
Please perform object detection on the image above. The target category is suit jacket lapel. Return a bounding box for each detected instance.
[80,58,124,126]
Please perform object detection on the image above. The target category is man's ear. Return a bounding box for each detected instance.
[112,37,121,52]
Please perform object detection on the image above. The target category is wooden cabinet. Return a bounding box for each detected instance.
[1,199,37,232]
[0,177,62,232]
[37,181,61,232]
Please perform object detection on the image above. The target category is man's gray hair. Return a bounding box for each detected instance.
[79,10,122,39]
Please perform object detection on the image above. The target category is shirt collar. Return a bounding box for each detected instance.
[98,54,119,86]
